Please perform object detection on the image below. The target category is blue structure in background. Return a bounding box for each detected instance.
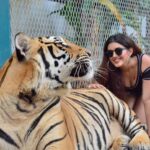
[0,0,11,67]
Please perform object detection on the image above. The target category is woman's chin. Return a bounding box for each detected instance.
[113,62,123,68]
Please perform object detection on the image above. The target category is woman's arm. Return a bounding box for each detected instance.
[141,54,150,136]
[142,80,150,136]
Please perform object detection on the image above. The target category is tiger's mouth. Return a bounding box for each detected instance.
[70,61,94,80]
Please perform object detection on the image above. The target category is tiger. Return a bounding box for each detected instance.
[0,32,149,150]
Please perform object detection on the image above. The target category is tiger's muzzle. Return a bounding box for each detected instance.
[70,57,93,79]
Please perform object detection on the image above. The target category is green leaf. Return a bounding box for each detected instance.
[99,0,125,28]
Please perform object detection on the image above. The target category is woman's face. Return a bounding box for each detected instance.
[106,42,133,68]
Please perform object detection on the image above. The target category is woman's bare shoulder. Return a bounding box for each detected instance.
[142,54,150,70]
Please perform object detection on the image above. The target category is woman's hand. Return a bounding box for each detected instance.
[88,83,104,89]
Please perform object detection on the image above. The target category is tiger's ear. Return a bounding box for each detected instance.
[15,32,31,61]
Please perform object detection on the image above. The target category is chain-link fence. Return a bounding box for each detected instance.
[10,0,150,87]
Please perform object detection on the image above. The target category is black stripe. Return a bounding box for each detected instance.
[124,109,132,131]
[54,43,69,49]
[116,100,120,119]
[38,47,50,69]
[0,106,14,120]
[48,45,66,60]
[0,128,19,149]
[116,100,125,122]
[81,132,86,150]
[43,134,67,150]
[36,120,64,150]
[54,75,63,84]
[0,57,13,88]
[73,121,80,150]
[120,102,127,129]
[95,128,102,149]
[31,58,41,68]
[16,132,23,145]
[24,97,60,141]
[15,103,30,113]
[38,47,52,78]
[104,90,115,116]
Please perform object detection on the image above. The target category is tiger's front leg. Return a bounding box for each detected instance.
[103,88,150,149]
[111,135,130,150]
[109,120,130,150]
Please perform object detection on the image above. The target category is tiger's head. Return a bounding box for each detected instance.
[0,33,94,96]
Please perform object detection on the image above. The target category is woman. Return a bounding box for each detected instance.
[92,33,150,136]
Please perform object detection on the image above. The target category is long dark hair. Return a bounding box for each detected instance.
[95,33,142,99]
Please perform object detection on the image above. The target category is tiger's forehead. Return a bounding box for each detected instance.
[38,36,67,46]
[35,36,87,55]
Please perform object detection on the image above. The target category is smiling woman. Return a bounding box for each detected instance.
[94,33,150,136]
[0,0,11,67]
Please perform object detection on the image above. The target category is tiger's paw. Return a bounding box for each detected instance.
[129,130,150,150]
[112,135,130,150]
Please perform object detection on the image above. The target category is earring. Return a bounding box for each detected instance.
[107,61,116,72]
